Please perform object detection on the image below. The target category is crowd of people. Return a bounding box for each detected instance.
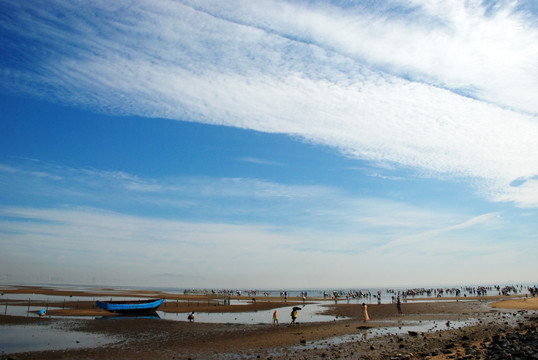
[385,284,531,299]
[183,284,535,303]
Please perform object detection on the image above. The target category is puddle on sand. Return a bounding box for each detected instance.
[158,303,343,324]
[0,324,119,354]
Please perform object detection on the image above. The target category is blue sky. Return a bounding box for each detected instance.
[1,0,537,289]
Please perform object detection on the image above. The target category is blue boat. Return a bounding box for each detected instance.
[96,298,165,314]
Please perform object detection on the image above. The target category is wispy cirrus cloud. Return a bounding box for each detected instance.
[0,159,493,242]
[0,160,338,225]
[185,0,538,113]
[1,0,537,207]
[238,157,284,167]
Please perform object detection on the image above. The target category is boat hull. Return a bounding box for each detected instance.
[96,298,165,314]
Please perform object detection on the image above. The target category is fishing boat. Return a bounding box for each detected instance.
[96,298,165,314]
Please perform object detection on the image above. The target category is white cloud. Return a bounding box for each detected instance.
[2,0,538,207]
[485,177,538,207]
[182,0,538,113]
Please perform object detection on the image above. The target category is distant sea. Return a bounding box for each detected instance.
[2,282,535,305]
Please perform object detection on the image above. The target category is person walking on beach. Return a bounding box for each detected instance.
[290,308,298,325]
[396,296,403,314]
[188,311,195,322]
[362,303,370,321]
[272,309,279,326]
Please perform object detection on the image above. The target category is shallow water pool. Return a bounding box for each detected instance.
[158,303,343,324]
[0,324,119,354]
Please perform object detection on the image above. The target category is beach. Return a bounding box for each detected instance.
[1,286,537,359]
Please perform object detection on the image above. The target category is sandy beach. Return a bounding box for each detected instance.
[1,286,537,359]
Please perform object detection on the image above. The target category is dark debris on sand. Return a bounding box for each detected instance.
[482,316,538,360]
[261,314,538,360]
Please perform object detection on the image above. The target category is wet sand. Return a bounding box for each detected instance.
[1,286,537,359]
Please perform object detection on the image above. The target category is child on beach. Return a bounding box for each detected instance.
[272,310,279,326]
[188,312,195,322]
[290,309,297,325]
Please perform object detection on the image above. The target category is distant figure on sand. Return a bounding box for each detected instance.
[362,303,370,321]
[272,310,279,326]
[290,309,298,325]
[188,312,195,322]
[397,296,403,314]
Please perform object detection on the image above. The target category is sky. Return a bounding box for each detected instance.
[1,0,537,290]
